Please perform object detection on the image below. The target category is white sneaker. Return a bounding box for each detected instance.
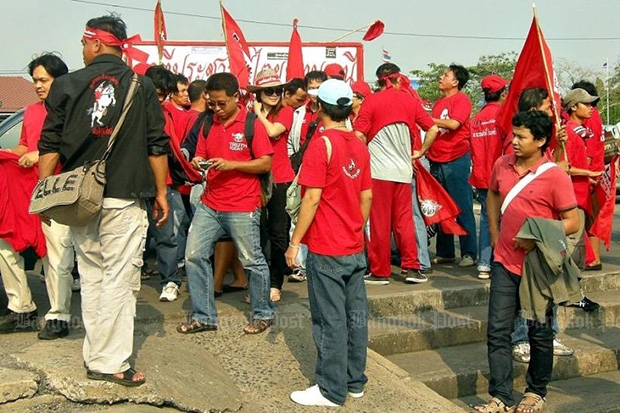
[348,390,364,398]
[553,338,574,356]
[71,279,81,292]
[159,282,179,302]
[290,385,340,407]
[288,269,307,282]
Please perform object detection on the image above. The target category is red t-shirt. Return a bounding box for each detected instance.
[268,106,295,183]
[196,108,274,212]
[565,119,592,214]
[20,101,47,151]
[490,155,577,275]
[469,102,503,189]
[299,129,372,256]
[354,87,434,148]
[584,108,605,172]
[428,92,472,163]
[163,101,191,145]
[299,102,321,146]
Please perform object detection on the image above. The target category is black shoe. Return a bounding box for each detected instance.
[420,268,433,275]
[38,319,69,340]
[404,269,428,284]
[568,296,600,312]
[0,310,39,333]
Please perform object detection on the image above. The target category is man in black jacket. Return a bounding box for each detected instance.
[38,14,169,387]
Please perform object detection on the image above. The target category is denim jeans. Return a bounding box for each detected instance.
[487,262,554,407]
[430,153,477,259]
[475,189,492,272]
[412,176,431,271]
[306,252,368,405]
[189,183,204,214]
[512,305,560,344]
[145,192,180,287]
[169,188,190,267]
[185,203,274,325]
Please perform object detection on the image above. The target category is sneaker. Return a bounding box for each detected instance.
[512,342,531,363]
[288,269,307,282]
[458,255,476,267]
[363,274,390,285]
[404,269,428,284]
[553,338,574,356]
[290,385,340,407]
[420,268,433,275]
[159,282,180,302]
[478,271,491,280]
[38,320,69,340]
[0,310,39,333]
[348,390,364,399]
[71,278,81,292]
[567,296,600,312]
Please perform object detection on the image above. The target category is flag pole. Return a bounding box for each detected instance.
[330,21,373,42]
[606,58,610,124]
[533,4,567,161]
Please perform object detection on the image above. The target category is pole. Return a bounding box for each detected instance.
[606,58,610,124]
[330,22,373,42]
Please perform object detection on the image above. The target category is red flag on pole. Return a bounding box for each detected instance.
[496,14,562,149]
[286,19,304,81]
[154,0,167,63]
[220,4,251,89]
[363,20,385,41]
[415,161,467,236]
[589,157,618,250]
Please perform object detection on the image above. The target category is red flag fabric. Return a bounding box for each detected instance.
[415,161,467,236]
[221,5,251,89]
[496,16,561,149]
[589,157,618,250]
[154,0,167,62]
[286,19,304,81]
[0,152,46,257]
[363,20,385,42]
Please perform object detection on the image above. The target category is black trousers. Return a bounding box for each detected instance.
[261,182,291,290]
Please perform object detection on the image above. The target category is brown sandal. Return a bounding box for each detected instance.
[176,320,217,334]
[516,392,545,413]
[473,397,515,413]
[243,319,273,334]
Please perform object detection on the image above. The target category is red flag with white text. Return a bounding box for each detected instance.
[154,0,167,62]
[415,161,467,235]
[590,157,618,250]
[221,5,251,89]
[286,19,304,81]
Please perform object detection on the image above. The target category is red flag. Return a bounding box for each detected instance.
[154,0,167,63]
[221,5,251,89]
[589,157,618,250]
[363,20,384,41]
[286,19,304,81]
[496,15,561,150]
[415,161,467,236]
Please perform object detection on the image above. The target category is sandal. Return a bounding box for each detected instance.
[86,367,146,387]
[243,319,273,334]
[432,256,455,264]
[516,392,545,413]
[141,268,155,280]
[176,320,217,334]
[270,288,281,303]
[473,397,515,413]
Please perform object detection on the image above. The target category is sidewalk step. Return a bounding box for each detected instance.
[385,327,620,399]
[454,370,620,412]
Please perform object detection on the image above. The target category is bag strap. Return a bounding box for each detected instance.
[101,73,140,161]
[501,162,556,214]
[296,120,319,155]
[244,112,257,159]
[290,135,332,187]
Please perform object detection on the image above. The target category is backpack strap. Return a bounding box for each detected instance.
[244,112,257,159]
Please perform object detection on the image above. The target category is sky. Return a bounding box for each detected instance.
[2,0,620,81]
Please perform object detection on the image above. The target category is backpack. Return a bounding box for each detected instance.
[200,112,273,206]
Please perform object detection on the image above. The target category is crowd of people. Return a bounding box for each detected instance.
[0,12,611,410]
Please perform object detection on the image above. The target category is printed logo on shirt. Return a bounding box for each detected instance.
[343,159,361,179]
[230,132,248,151]
[88,74,120,137]
[572,125,589,139]
[438,108,450,135]
[420,199,442,218]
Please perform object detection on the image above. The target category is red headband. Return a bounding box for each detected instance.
[83,27,148,63]
[379,72,422,103]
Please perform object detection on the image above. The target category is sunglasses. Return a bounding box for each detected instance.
[262,87,283,96]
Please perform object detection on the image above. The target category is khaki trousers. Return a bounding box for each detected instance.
[41,220,74,322]
[0,238,37,314]
[71,198,147,374]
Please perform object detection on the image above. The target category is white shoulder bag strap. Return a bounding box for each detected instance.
[500,162,557,214]
[290,135,332,186]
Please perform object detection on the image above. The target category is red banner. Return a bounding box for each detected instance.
[221,5,251,89]
[154,0,167,63]
[415,161,467,235]
[286,19,304,81]
[590,156,618,250]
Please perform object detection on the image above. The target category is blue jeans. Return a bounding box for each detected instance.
[185,203,274,325]
[169,188,190,267]
[145,192,180,287]
[512,305,560,344]
[475,189,492,272]
[430,153,477,259]
[487,263,553,406]
[306,252,368,405]
[412,173,431,271]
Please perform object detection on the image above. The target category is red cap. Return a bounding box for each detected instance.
[481,74,509,94]
[351,81,372,98]
[324,63,345,79]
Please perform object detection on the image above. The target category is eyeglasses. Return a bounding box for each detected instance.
[353,93,364,100]
[262,87,283,96]
[207,99,231,109]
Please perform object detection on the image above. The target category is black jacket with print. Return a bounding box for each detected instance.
[39,54,169,199]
